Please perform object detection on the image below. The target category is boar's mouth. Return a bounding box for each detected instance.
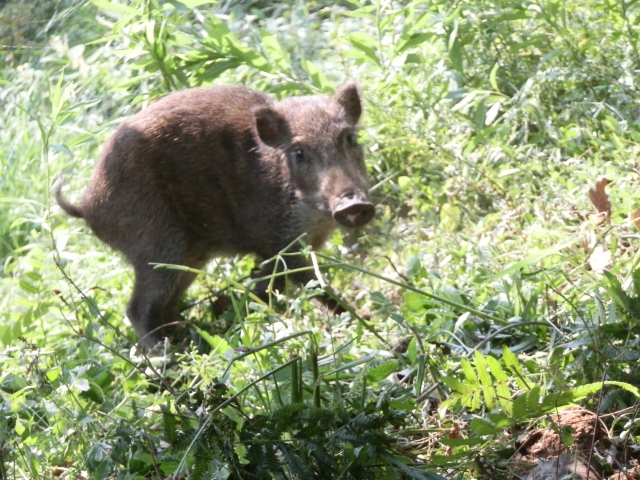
[332,194,375,228]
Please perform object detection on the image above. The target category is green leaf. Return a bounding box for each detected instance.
[474,351,496,410]
[260,29,291,71]
[195,329,232,354]
[440,203,461,231]
[397,32,433,53]
[465,124,500,154]
[604,271,631,312]
[300,58,331,92]
[540,382,639,410]
[560,425,575,447]
[382,452,450,480]
[527,385,540,411]
[512,393,528,420]
[447,18,463,74]
[440,375,470,395]
[605,381,640,398]
[470,417,498,435]
[199,58,242,82]
[474,98,488,129]
[460,358,479,387]
[348,32,381,66]
[398,176,411,192]
[489,63,500,92]
[403,292,429,313]
[483,237,578,284]
[486,355,508,382]
[486,411,510,427]
[502,346,529,390]
[92,0,140,15]
[177,0,216,6]
[366,361,399,382]
[407,337,417,363]
[414,353,425,397]
[486,355,511,408]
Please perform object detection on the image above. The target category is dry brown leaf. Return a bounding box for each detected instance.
[630,207,640,229]
[588,178,612,223]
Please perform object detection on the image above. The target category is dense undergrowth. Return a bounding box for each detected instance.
[2,0,640,478]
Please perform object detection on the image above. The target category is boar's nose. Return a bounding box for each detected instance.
[332,193,375,228]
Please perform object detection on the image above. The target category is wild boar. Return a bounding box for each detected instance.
[56,82,374,346]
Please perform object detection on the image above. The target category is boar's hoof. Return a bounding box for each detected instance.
[333,195,375,228]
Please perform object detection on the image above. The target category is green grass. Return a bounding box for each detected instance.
[2,0,640,478]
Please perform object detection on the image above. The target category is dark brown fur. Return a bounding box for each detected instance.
[56,82,374,346]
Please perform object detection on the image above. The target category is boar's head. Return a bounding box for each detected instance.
[253,81,375,249]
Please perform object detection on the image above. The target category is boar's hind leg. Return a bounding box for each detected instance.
[126,248,204,347]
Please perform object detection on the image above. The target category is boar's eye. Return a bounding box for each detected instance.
[346,133,358,147]
[294,148,306,163]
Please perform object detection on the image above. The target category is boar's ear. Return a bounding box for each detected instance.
[334,81,362,125]
[254,106,291,147]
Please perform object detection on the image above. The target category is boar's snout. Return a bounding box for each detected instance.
[332,193,375,228]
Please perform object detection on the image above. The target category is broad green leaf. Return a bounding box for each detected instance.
[348,32,381,66]
[199,58,242,82]
[397,32,433,53]
[470,417,498,435]
[14,419,26,436]
[403,292,429,313]
[471,390,481,411]
[366,361,400,382]
[260,29,291,71]
[195,329,232,354]
[224,40,271,72]
[300,58,331,92]
[464,125,500,154]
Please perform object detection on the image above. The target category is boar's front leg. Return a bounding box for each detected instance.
[252,254,347,314]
